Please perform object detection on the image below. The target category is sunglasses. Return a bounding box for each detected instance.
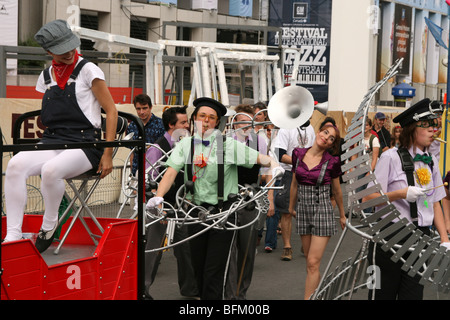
[416,118,439,128]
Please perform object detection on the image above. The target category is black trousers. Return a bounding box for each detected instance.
[144,218,198,298]
[187,201,234,300]
[367,225,430,300]
[224,206,259,300]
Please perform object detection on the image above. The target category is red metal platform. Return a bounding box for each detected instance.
[1,215,138,300]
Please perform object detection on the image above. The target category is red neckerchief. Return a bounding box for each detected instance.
[51,50,80,90]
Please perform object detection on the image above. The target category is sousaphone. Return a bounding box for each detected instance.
[268,85,327,129]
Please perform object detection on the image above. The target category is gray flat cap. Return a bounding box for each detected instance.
[34,19,80,55]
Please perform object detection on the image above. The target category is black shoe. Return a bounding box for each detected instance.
[144,290,154,300]
[144,293,154,300]
[35,224,58,253]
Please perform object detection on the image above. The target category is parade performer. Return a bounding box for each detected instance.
[143,106,198,299]
[288,124,346,299]
[147,97,282,300]
[2,20,118,253]
[225,104,274,300]
[363,98,449,300]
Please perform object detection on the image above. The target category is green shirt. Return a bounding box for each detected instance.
[166,131,259,205]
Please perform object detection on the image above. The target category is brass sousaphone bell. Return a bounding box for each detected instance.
[267,85,328,129]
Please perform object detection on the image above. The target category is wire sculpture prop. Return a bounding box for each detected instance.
[312,58,450,300]
[120,139,279,254]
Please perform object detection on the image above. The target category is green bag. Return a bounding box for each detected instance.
[55,196,72,240]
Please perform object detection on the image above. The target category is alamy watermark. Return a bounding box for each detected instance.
[366,265,381,290]
[66,265,81,290]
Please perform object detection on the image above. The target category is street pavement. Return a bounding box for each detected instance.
[147,219,450,301]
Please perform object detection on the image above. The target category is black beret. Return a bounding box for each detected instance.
[393,98,442,127]
[193,97,228,117]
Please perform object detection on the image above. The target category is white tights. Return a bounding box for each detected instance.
[4,149,93,241]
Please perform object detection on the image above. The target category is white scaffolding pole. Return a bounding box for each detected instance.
[273,64,283,93]
[70,26,165,104]
[259,61,267,102]
[212,50,280,104]
[266,63,273,101]
[199,49,212,98]
[209,50,219,101]
[216,59,229,107]
[158,39,267,53]
[252,65,260,103]
[159,39,279,107]
[188,65,197,107]
[146,51,155,104]
[153,50,164,105]
[67,29,282,107]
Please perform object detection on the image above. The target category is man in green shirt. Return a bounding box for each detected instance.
[166,123,260,206]
[147,97,283,300]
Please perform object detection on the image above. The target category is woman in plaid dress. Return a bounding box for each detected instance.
[288,124,346,300]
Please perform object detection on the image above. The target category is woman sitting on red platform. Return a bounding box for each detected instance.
[2,19,118,253]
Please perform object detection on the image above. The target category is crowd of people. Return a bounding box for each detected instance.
[131,94,348,300]
[3,19,450,301]
[128,97,450,301]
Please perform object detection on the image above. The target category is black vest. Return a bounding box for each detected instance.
[155,135,184,204]
[237,132,262,185]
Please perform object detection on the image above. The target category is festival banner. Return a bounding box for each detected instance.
[267,0,332,103]
[378,2,395,82]
[392,4,412,75]
[412,10,428,84]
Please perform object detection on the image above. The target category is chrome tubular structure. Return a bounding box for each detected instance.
[143,174,281,253]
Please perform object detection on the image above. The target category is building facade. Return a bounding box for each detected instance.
[3,0,449,111]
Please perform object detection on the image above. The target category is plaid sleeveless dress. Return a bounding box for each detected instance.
[295,158,337,237]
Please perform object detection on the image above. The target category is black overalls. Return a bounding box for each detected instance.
[41,59,103,169]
